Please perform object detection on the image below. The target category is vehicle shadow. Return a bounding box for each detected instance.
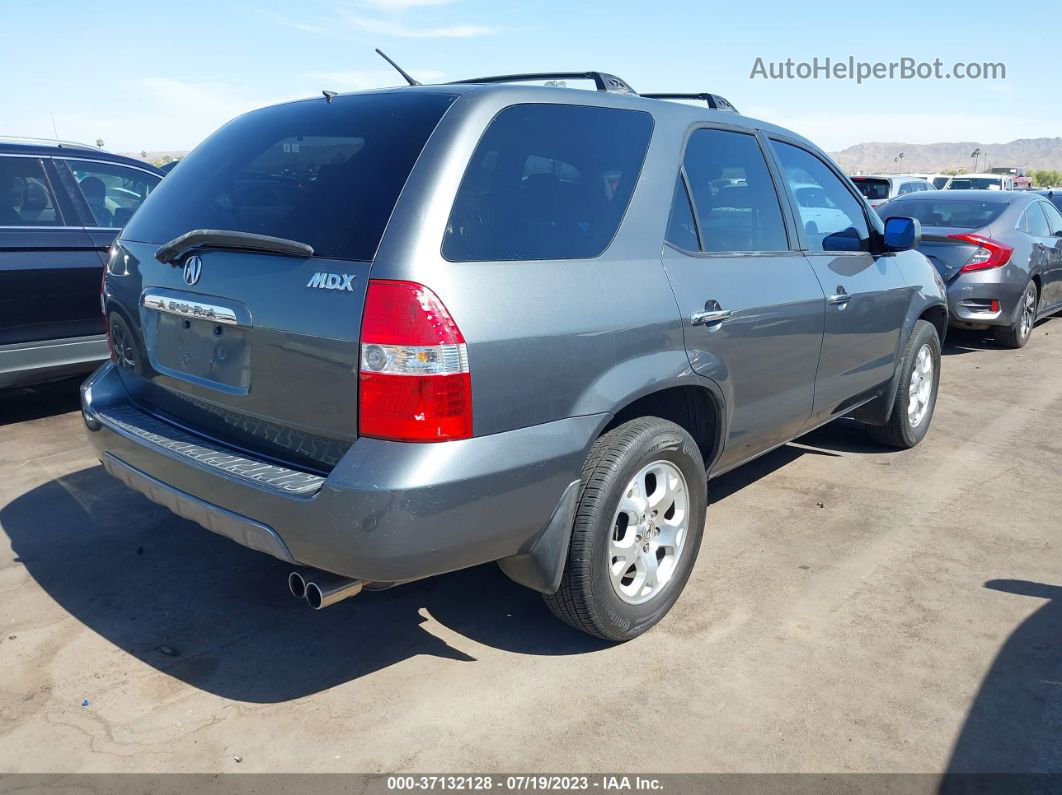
[943,579,1062,779]
[943,316,1055,357]
[0,465,607,704]
[709,419,879,504]
[2,415,903,703]
[0,376,84,426]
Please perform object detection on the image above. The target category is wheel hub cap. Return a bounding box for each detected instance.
[907,343,934,428]
[608,460,690,605]
[1020,288,1036,338]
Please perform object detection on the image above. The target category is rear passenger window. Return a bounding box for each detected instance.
[770,141,870,253]
[59,159,161,229]
[681,129,788,253]
[1021,204,1051,237]
[1041,201,1062,236]
[443,104,653,261]
[666,177,699,251]
[0,156,61,226]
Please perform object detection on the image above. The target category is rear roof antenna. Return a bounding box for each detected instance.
[375,48,421,86]
[322,90,338,103]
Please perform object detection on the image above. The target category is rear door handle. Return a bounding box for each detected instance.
[690,308,733,326]
[827,286,851,306]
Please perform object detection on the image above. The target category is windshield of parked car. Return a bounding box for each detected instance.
[932,177,950,189]
[851,178,890,200]
[122,92,456,262]
[948,177,1002,190]
[879,198,1008,228]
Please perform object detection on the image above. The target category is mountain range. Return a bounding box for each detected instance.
[829,138,1062,174]
[122,138,1062,177]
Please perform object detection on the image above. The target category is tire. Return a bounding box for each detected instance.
[868,319,941,449]
[543,417,707,641]
[108,312,143,375]
[993,280,1038,349]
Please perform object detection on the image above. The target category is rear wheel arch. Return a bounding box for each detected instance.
[919,303,948,345]
[601,384,724,475]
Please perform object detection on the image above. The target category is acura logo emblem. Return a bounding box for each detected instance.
[183,255,203,286]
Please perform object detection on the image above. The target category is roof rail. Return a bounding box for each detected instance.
[641,93,738,113]
[0,135,102,151]
[450,72,637,94]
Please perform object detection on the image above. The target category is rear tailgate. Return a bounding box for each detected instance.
[112,240,368,469]
[103,90,457,471]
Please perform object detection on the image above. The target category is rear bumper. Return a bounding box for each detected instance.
[81,362,596,585]
[0,334,107,389]
[946,266,1027,327]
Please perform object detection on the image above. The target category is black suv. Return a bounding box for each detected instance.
[0,138,163,388]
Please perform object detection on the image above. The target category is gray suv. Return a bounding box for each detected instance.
[81,73,947,640]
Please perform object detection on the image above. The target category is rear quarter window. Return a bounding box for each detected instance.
[851,178,890,201]
[121,93,456,262]
[443,104,653,261]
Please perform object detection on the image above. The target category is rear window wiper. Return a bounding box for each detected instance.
[155,229,314,264]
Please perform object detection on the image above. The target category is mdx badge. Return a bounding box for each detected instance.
[306,272,355,291]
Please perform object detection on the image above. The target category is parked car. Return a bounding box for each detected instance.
[879,190,1062,347]
[0,138,163,388]
[947,173,1014,191]
[850,175,935,210]
[158,160,180,175]
[1034,188,1062,214]
[82,74,946,641]
[790,182,855,237]
[906,173,952,190]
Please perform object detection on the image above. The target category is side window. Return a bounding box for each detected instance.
[1021,203,1052,238]
[1038,202,1062,236]
[681,129,788,253]
[59,159,161,229]
[770,141,870,253]
[443,104,653,261]
[898,182,915,195]
[0,156,62,226]
[666,176,699,251]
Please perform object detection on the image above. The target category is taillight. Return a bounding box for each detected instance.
[358,280,472,442]
[948,233,1014,273]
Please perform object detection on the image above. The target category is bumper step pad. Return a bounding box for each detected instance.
[97,405,325,496]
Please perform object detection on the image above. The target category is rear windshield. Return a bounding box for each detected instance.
[443,104,653,261]
[880,198,1007,228]
[851,178,890,200]
[947,177,1002,190]
[122,92,456,261]
[932,177,950,189]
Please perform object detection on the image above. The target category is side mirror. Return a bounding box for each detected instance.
[883,216,921,252]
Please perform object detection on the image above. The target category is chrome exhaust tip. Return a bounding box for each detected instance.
[304,572,364,610]
[288,569,308,600]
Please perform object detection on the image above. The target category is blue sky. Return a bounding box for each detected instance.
[0,0,1055,153]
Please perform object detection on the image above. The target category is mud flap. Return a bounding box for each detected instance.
[497,479,580,594]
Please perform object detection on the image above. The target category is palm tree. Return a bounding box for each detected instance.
[970,148,982,172]
[95,138,104,149]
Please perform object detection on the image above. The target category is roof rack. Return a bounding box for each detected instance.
[641,93,738,112]
[445,70,738,111]
[450,72,637,94]
[0,135,102,151]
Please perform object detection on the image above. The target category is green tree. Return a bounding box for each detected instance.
[95,138,104,149]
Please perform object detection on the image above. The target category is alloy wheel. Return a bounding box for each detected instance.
[608,460,690,605]
[908,344,934,428]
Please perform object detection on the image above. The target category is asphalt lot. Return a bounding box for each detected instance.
[0,323,1059,774]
